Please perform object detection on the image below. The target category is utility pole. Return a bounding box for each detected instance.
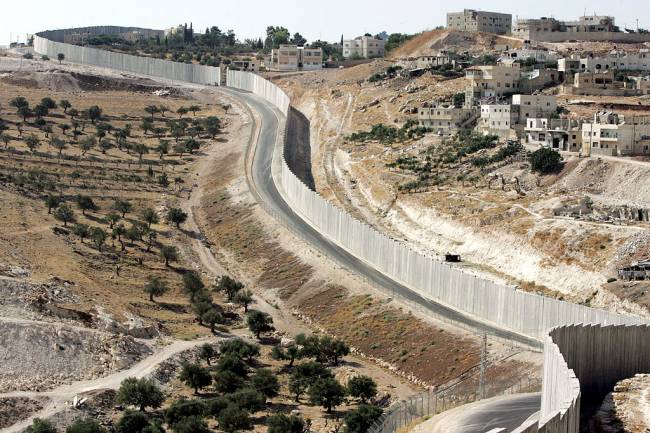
[479,333,487,399]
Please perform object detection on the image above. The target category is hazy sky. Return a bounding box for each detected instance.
[2,0,649,46]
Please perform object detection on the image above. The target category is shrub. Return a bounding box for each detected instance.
[530,147,563,174]
[66,419,106,433]
[267,414,304,433]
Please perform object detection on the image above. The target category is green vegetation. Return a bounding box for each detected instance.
[530,147,563,174]
[347,120,431,145]
[116,377,165,412]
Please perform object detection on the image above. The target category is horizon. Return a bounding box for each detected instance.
[2,0,649,47]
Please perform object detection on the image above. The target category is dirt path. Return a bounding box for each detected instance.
[0,338,214,433]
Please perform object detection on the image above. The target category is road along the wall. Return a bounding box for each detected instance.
[34,27,220,86]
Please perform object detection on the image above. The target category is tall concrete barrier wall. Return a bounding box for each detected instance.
[34,27,220,86]
[225,70,649,343]
[512,324,650,433]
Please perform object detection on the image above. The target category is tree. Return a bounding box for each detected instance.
[272,344,301,367]
[219,339,260,363]
[296,334,349,366]
[165,399,207,427]
[267,414,304,433]
[347,375,377,403]
[158,105,170,117]
[217,404,251,433]
[0,133,11,149]
[160,245,179,267]
[167,207,188,228]
[233,289,254,312]
[25,418,57,433]
[17,105,32,122]
[530,147,563,174]
[115,410,149,433]
[117,377,165,412]
[45,194,61,214]
[179,363,212,394]
[188,105,201,116]
[203,116,221,139]
[289,362,332,402]
[60,99,71,114]
[33,104,49,119]
[106,212,121,229]
[66,419,106,433]
[51,136,67,157]
[90,227,107,251]
[309,377,346,413]
[57,53,65,64]
[144,276,168,302]
[251,368,279,401]
[246,310,274,339]
[68,108,79,119]
[73,223,90,243]
[141,208,159,228]
[176,107,189,118]
[171,416,210,433]
[199,343,216,365]
[54,204,75,226]
[291,32,307,46]
[144,105,160,120]
[134,142,149,163]
[58,123,71,136]
[344,404,383,433]
[158,173,170,188]
[76,194,98,215]
[25,134,40,153]
[80,136,96,155]
[202,308,223,333]
[184,138,200,154]
[11,96,29,109]
[156,140,170,159]
[182,270,205,301]
[113,199,133,217]
[87,105,102,124]
[41,97,57,109]
[214,275,244,300]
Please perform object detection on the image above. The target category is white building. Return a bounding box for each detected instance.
[269,45,323,71]
[418,103,478,135]
[479,104,518,138]
[342,36,385,59]
[525,118,583,152]
[512,94,557,124]
[581,112,650,156]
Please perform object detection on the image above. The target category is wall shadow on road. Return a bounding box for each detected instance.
[284,107,316,191]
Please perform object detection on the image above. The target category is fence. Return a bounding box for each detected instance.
[369,372,541,433]
[33,27,220,86]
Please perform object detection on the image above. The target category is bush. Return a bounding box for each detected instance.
[344,404,383,433]
[66,419,106,433]
[165,399,207,427]
[217,404,251,433]
[267,414,304,433]
[26,419,57,433]
[115,411,149,433]
[171,416,210,433]
[530,147,563,174]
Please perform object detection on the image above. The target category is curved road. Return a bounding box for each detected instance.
[414,393,540,433]
[221,87,541,350]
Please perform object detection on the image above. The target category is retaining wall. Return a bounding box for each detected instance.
[34,27,220,86]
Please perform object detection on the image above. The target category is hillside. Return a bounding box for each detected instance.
[390,29,523,59]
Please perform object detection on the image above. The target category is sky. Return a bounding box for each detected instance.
[2,0,649,47]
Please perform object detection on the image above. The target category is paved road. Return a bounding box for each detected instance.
[221,87,541,350]
[414,393,540,433]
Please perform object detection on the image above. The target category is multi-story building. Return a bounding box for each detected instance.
[446,9,512,35]
[268,45,323,72]
[566,50,650,73]
[479,104,518,138]
[465,61,522,106]
[342,36,385,59]
[582,112,650,156]
[512,94,557,124]
[525,118,583,152]
[629,76,650,95]
[417,103,477,136]
[502,47,559,64]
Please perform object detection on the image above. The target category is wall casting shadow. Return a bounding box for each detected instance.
[285,107,316,191]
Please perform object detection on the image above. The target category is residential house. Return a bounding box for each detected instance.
[269,45,323,71]
[581,112,650,156]
[446,9,512,35]
[416,52,452,69]
[525,118,583,152]
[465,61,522,106]
[418,103,478,135]
[479,104,518,139]
[342,36,385,59]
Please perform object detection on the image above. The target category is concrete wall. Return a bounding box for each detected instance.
[525,31,650,43]
[512,324,650,433]
[225,70,648,344]
[34,27,220,86]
